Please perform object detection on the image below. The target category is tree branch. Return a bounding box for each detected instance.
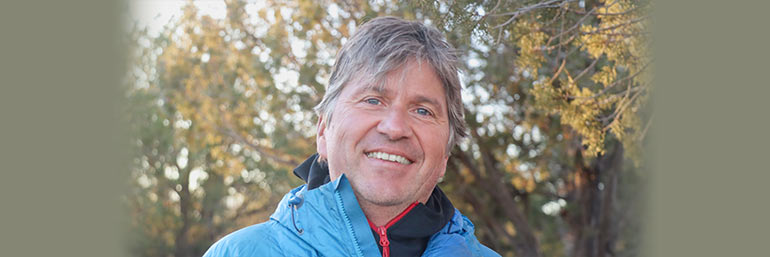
[582,16,648,35]
[574,57,601,82]
[638,112,653,142]
[569,60,651,100]
[568,1,648,16]
[218,123,300,167]
[545,5,598,48]
[453,147,541,257]
[491,0,573,29]
[548,57,568,86]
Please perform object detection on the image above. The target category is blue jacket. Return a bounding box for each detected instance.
[203,175,500,257]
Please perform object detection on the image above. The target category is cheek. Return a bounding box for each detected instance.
[327,126,356,159]
[423,129,450,158]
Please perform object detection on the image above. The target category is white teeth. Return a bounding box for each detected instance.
[366,151,411,164]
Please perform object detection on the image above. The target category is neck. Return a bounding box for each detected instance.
[359,201,411,227]
[358,194,431,227]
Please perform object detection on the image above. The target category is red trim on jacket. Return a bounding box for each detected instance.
[367,202,420,257]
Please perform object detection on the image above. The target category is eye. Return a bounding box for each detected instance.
[364,98,381,105]
[415,107,433,117]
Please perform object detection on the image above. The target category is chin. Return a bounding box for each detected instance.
[361,188,411,206]
[367,197,407,207]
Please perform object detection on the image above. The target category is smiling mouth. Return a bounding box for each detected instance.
[365,151,413,165]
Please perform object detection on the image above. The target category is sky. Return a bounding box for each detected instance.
[129,0,227,36]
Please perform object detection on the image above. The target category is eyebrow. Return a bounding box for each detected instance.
[358,85,444,113]
[414,95,443,112]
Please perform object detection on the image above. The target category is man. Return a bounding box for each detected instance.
[204,16,500,257]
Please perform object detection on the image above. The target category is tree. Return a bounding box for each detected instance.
[126,1,650,256]
[125,2,318,256]
[417,1,651,256]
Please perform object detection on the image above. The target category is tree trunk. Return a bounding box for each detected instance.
[174,164,192,257]
[568,143,623,257]
[453,149,541,257]
[597,144,622,257]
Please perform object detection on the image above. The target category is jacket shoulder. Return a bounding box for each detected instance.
[423,209,502,257]
[203,220,316,257]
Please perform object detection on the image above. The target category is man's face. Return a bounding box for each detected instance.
[317,60,450,207]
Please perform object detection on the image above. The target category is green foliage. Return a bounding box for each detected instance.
[127,0,650,256]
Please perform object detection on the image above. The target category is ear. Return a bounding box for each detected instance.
[437,155,449,179]
[316,115,328,159]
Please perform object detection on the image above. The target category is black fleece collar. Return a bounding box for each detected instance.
[292,154,455,256]
[378,186,454,256]
[292,153,331,190]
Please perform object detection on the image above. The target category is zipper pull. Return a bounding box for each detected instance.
[377,226,390,257]
[367,202,418,257]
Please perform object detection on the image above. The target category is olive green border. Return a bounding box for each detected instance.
[644,1,770,256]
[1,0,128,256]
[3,0,768,256]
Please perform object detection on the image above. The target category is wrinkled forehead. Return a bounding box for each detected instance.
[359,59,438,93]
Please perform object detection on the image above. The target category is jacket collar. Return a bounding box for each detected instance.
[292,153,330,190]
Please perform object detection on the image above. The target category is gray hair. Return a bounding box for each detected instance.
[314,16,467,154]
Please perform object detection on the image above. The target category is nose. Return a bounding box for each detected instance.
[376,109,413,141]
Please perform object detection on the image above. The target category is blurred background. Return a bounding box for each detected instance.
[125,0,651,256]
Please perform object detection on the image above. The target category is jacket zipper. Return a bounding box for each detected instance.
[367,202,419,257]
